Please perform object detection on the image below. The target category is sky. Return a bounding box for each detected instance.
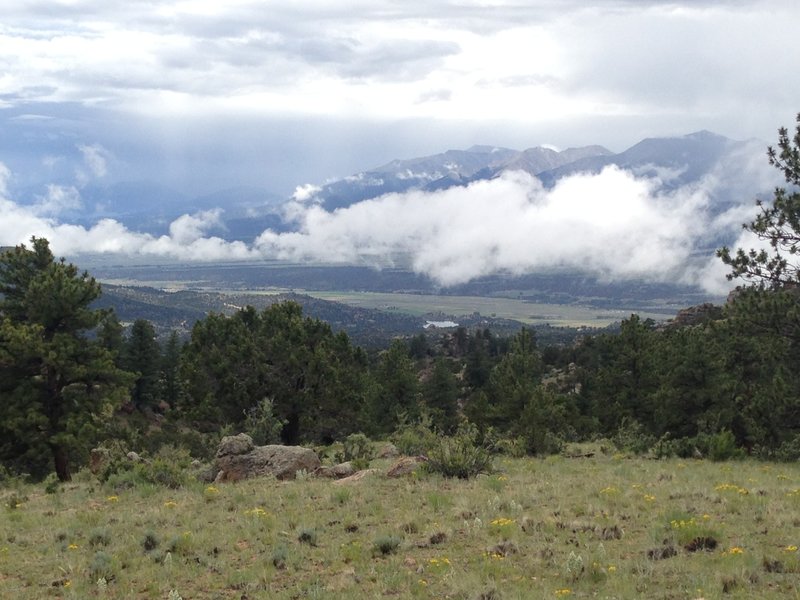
[1,0,798,293]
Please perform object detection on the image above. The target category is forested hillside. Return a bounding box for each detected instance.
[2,117,800,482]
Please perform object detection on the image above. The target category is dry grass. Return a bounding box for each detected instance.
[2,449,800,599]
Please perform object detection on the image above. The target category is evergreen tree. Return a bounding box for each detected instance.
[159,330,183,408]
[123,318,161,409]
[370,339,419,434]
[0,238,131,480]
[180,301,368,444]
[423,357,460,433]
[718,113,800,288]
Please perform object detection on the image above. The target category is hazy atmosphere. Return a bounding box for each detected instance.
[1,0,798,293]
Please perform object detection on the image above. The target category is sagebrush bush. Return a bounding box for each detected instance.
[425,423,493,479]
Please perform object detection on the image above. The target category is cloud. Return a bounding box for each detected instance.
[0,162,9,196]
[256,167,754,292]
[0,157,775,297]
[78,143,110,178]
[31,184,82,216]
[0,165,257,261]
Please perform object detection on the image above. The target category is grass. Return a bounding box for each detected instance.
[2,451,800,599]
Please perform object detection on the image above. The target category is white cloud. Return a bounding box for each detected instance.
[78,143,110,179]
[31,184,82,216]
[256,167,737,291]
[0,156,779,296]
[0,0,796,145]
[0,162,9,197]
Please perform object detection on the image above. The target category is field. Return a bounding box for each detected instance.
[305,291,671,327]
[2,450,800,599]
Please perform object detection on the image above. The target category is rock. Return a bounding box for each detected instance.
[664,303,723,329]
[386,456,427,478]
[377,443,399,459]
[315,462,356,479]
[216,433,255,457]
[126,451,142,462]
[332,469,379,485]
[214,434,321,481]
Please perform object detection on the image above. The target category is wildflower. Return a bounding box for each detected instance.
[702,514,711,520]
[68,543,79,550]
[205,485,219,494]
[64,580,71,588]
[163,501,177,508]
[727,546,744,555]
[643,494,656,502]
[244,507,268,516]
[599,486,619,495]
[608,565,617,573]
[784,545,798,553]
[555,589,571,596]
[106,495,119,503]
[497,475,508,481]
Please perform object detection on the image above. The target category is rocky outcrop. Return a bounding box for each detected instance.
[386,456,427,478]
[214,433,321,482]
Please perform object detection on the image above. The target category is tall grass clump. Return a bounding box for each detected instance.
[425,423,493,479]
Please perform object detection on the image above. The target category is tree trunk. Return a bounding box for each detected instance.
[52,444,72,482]
[282,411,300,446]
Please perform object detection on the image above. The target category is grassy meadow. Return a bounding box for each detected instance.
[2,450,800,599]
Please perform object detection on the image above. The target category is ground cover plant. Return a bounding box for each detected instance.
[2,450,800,599]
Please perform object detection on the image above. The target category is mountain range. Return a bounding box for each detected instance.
[11,130,769,243]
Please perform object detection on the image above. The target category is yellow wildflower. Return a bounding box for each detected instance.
[106,495,119,502]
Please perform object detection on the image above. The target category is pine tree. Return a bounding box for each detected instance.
[0,238,131,480]
[718,113,800,288]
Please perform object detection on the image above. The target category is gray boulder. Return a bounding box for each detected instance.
[214,433,321,481]
[315,462,356,479]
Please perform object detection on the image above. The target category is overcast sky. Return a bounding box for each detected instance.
[1,0,798,195]
[0,1,797,294]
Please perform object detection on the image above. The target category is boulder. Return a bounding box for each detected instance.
[386,456,427,478]
[315,462,356,479]
[214,434,321,481]
[377,443,400,459]
[216,433,255,457]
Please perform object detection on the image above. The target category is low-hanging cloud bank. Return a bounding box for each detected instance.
[0,161,767,295]
[258,167,760,294]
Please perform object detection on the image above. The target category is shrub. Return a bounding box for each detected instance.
[272,544,288,569]
[243,397,285,446]
[134,445,192,489]
[297,527,318,546]
[706,429,745,461]
[372,535,402,556]
[334,432,373,469]
[89,550,115,581]
[391,413,439,455]
[761,433,800,461]
[612,418,655,455]
[425,423,493,479]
